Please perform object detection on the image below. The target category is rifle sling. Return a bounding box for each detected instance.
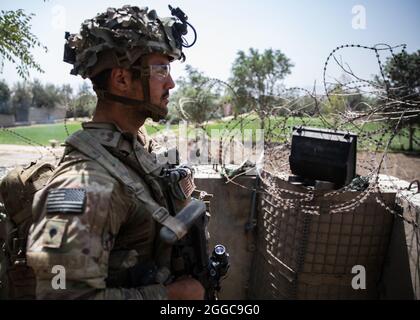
[65,130,187,239]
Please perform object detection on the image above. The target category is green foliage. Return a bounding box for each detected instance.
[0,9,47,79]
[68,82,97,118]
[346,92,377,112]
[171,65,221,124]
[323,73,378,116]
[322,86,347,115]
[0,79,11,114]
[229,48,293,116]
[11,82,32,121]
[60,84,73,108]
[384,50,420,102]
[1,79,96,122]
[382,50,420,151]
[284,94,319,117]
[31,79,64,109]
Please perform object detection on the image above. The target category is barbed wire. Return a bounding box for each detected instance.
[0,126,60,161]
[0,43,418,227]
[169,42,419,227]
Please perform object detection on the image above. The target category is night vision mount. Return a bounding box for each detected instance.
[168,5,197,48]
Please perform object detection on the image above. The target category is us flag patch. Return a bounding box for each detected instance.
[46,188,86,215]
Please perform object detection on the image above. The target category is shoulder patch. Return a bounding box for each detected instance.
[46,188,86,215]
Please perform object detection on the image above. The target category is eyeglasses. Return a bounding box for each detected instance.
[133,64,171,81]
[149,64,171,80]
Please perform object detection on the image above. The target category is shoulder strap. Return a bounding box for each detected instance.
[65,130,187,239]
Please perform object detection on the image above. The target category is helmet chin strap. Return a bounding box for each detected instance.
[96,90,167,122]
[97,59,167,122]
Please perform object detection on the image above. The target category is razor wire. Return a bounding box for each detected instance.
[0,43,419,226]
[168,43,419,227]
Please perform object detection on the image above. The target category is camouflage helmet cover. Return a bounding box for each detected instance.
[64,5,186,78]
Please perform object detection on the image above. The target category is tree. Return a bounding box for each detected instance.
[171,65,221,125]
[0,79,11,114]
[321,86,348,126]
[384,50,420,101]
[31,79,63,109]
[0,9,47,79]
[11,82,32,122]
[229,48,293,123]
[382,50,420,151]
[70,83,96,118]
[60,84,73,109]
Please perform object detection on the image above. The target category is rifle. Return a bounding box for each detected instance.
[160,166,230,300]
[106,165,230,299]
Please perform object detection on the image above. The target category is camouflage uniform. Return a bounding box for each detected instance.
[25,5,196,299]
[27,123,171,299]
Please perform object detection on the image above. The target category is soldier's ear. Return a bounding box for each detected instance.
[109,68,132,93]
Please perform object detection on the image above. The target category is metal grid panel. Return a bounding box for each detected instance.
[248,250,294,299]
[260,194,306,272]
[248,171,395,299]
[297,198,393,299]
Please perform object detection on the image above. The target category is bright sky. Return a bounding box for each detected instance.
[1,0,419,93]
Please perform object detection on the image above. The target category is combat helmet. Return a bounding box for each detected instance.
[63,5,197,120]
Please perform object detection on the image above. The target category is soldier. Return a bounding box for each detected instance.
[26,5,205,299]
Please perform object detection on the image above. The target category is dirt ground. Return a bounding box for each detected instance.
[357,151,420,182]
[0,144,63,180]
[0,144,418,182]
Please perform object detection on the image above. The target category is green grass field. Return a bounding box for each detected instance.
[0,121,167,146]
[0,118,418,152]
[202,116,419,152]
[0,122,82,146]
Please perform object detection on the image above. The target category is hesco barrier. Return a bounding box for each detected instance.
[0,167,416,299]
[196,172,419,300]
[195,174,257,300]
[248,170,397,299]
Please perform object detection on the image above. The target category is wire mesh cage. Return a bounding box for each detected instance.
[248,170,396,299]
